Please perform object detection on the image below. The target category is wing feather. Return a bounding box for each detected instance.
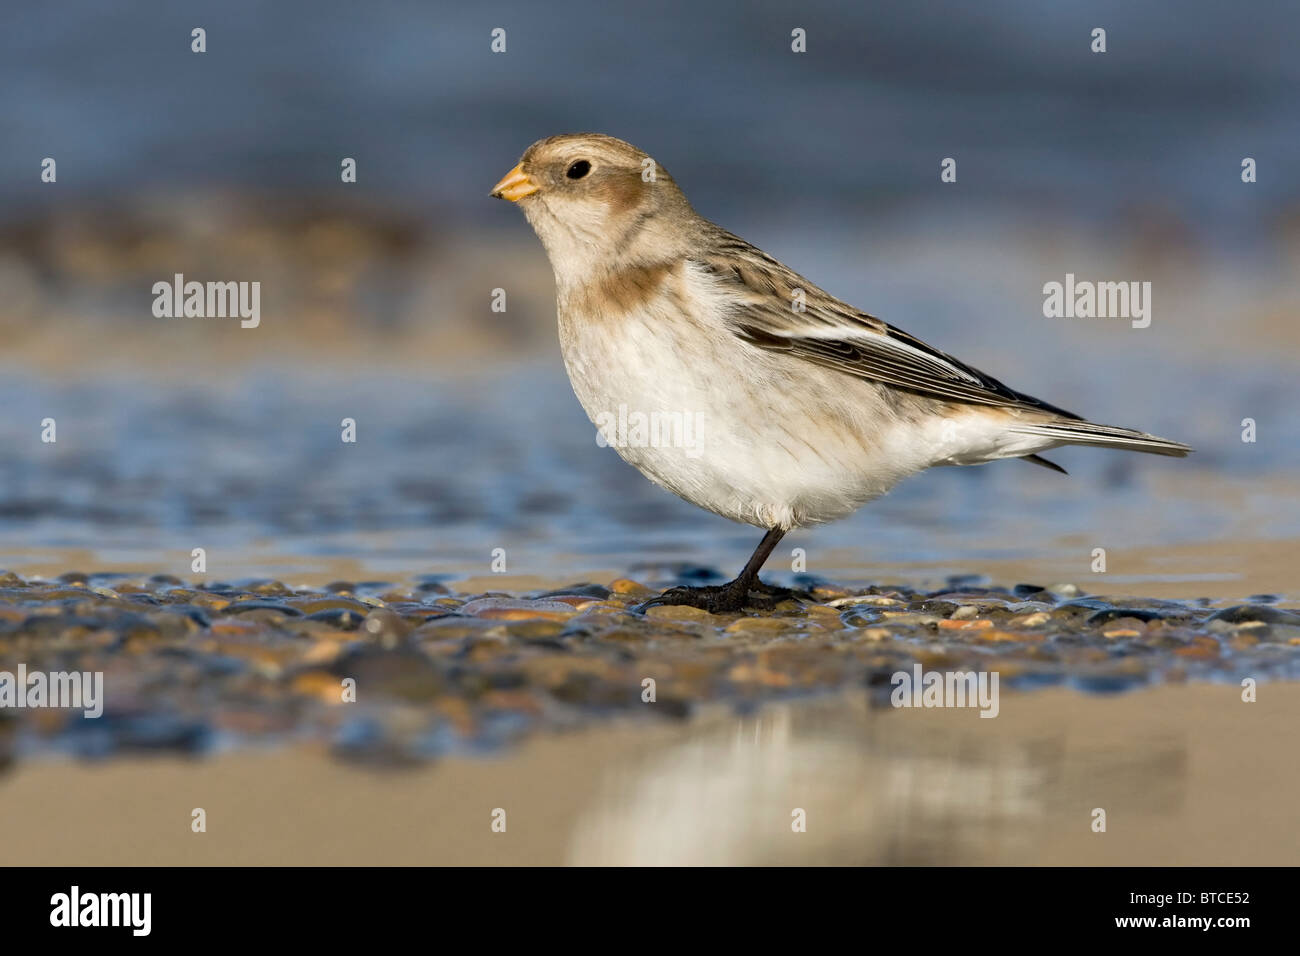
[696,234,1081,420]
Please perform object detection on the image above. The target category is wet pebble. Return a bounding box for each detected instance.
[460,597,577,622]
[305,607,367,630]
[0,569,1291,766]
[360,608,410,646]
[1209,604,1300,626]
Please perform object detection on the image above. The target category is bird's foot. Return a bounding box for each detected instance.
[750,581,815,604]
[636,582,761,613]
[636,578,808,614]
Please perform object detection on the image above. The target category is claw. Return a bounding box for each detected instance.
[632,594,670,614]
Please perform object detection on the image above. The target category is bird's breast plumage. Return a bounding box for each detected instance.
[554,260,944,528]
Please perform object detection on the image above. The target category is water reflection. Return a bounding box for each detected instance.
[568,695,1189,865]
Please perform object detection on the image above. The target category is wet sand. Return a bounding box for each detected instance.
[2,682,1295,865]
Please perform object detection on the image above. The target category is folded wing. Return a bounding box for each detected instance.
[696,234,1081,420]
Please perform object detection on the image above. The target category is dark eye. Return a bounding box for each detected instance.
[565,160,591,180]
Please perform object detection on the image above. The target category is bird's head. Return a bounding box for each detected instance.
[491,133,696,285]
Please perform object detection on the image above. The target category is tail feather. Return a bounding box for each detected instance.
[1022,453,1068,474]
[1012,420,1192,458]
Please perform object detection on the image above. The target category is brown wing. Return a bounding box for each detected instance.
[696,231,1081,420]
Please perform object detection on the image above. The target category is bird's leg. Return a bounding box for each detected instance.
[638,528,788,613]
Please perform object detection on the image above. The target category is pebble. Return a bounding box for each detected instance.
[725,617,794,636]
[361,609,409,646]
[460,598,577,622]
[289,596,373,615]
[826,594,905,608]
[1014,612,1052,628]
[644,605,715,623]
[305,608,367,630]
[1209,604,1300,626]
[608,578,653,596]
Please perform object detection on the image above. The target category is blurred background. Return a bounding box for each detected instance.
[1,0,1297,592]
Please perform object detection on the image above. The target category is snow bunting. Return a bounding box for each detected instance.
[492,133,1191,612]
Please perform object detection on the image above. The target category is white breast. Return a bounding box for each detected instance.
[558,263,934,528]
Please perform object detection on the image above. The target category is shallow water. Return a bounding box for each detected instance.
[1,355,1297,596]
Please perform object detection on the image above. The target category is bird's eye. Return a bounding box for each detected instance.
[565,160,591,180]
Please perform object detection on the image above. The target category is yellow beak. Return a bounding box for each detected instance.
[490,163,540,202]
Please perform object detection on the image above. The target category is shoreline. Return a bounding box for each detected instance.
[1,532,1297,603]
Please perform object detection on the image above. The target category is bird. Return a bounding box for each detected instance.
[491,133,1191,613]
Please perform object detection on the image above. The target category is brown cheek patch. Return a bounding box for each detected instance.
[596,169,651,216]
[586,261,679,316]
